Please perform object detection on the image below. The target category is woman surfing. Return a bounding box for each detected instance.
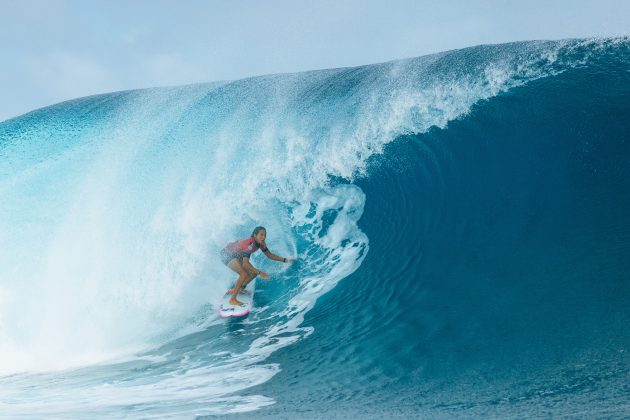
[220,226,295,306]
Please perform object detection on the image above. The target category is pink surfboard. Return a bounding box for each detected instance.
[218,280,256,318]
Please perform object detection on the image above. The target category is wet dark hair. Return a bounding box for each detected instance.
[251,226,266,237]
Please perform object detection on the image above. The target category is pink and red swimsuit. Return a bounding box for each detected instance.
[220,237,268,265]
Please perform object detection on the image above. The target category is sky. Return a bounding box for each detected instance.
[1,0,629,122]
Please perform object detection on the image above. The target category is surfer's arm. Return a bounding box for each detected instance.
[263,249,294,263]
[242,257,269,278]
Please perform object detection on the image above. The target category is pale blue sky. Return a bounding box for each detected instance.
[1,0,629,121]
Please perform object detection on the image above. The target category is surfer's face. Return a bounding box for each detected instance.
[254,229,266,244]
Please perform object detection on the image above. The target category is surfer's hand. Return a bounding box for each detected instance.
[285,258,296,264]
[258,271,270,279]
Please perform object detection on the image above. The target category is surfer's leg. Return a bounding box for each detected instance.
[227,259,248,305]
[239,271,257,292]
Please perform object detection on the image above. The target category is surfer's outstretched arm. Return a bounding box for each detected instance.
[263,249,295,263]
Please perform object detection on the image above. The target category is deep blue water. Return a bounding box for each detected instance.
[0,38,629,419]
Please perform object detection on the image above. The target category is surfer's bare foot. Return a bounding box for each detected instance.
[229,298,245,306]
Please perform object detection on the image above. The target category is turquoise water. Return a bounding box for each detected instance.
[1,38,629,418]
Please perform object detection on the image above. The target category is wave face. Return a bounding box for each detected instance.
[1,38,629,418]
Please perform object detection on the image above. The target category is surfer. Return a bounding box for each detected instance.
[220,226,294,306]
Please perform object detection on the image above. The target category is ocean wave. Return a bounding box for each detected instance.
[0,38,629,418]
